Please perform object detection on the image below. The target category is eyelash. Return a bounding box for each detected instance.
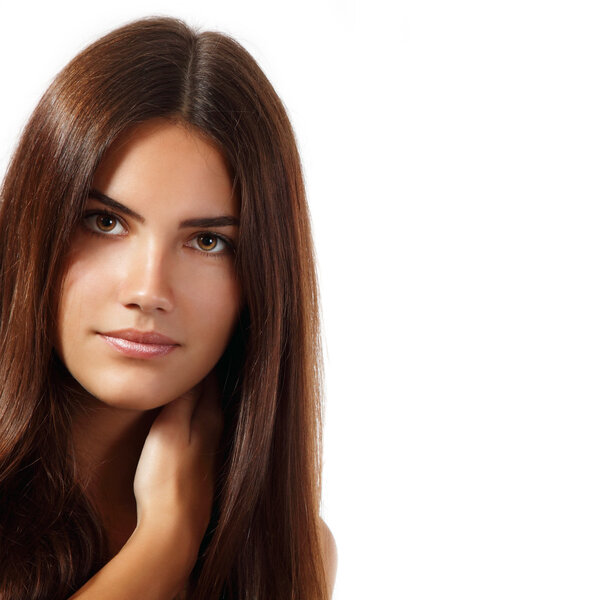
[81,210,235,256]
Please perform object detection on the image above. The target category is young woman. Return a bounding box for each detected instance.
[0,17,336,600]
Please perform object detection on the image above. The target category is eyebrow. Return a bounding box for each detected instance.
[88,189,240,229]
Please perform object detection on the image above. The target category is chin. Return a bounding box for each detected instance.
[78,377,202,412]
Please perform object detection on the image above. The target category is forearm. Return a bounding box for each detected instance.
[68,523,197,600]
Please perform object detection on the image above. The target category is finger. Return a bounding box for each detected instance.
[192,371,220,418]
[190,372,224,448]
[154,389,199,431]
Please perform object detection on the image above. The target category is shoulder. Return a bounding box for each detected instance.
[319,518,338,598]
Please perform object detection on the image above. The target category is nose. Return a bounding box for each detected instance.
[118,239,175,313]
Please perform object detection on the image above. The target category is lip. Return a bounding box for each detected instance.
[101,329,178,345]
[99,329,179,359]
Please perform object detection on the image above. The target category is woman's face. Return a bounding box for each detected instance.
[56,119,241,410]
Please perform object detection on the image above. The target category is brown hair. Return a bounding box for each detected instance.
[0,17,326,599]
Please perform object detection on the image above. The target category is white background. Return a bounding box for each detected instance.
[2,1,600,598]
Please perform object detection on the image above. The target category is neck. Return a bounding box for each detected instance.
[71,393,158,556]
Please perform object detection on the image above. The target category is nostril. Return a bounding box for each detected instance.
[120,288,174,313]
[124,299,173,313]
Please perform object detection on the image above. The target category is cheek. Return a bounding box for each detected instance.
[185,274,242,344]
[56,253,113,356]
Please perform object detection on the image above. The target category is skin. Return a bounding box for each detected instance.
[57,119,241,412]
[59,119,336,598]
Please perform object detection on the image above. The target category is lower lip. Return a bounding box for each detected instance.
[99,334,178,358]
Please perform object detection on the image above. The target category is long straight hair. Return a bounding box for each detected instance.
[0,18,326,599]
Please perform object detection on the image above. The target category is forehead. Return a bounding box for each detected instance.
[92,119,237,217]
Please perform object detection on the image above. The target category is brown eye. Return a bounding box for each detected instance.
[188,233,231,254]
[96,214,117,232]
[197,234,218,251]
[82,212,126,235]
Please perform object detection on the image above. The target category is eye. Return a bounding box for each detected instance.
[188,233,231,254]
[83,212,126,235]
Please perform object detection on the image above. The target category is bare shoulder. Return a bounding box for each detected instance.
[319,518,338,598]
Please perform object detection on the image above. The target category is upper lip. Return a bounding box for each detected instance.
[100,329,179,345]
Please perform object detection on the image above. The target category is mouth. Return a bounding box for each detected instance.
[98,329,179,359]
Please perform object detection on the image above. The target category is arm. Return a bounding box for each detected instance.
[67,522,197,600]
[320,519,338,599]
[69,376,223,600]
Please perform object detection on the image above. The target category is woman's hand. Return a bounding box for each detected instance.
[69,373,224,600]
[133,370,224,568]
